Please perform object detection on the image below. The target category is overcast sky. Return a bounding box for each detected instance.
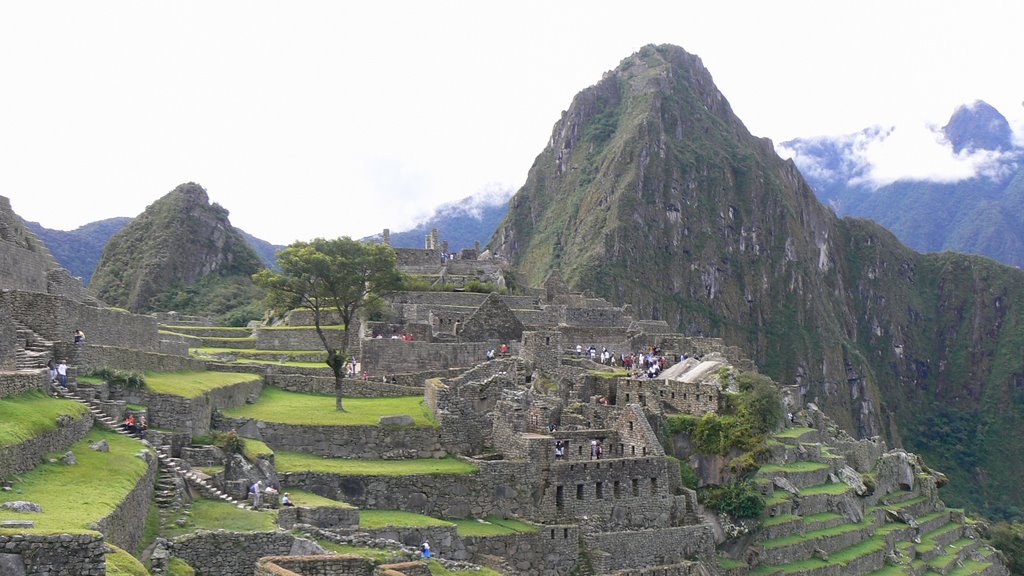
[2,1,1021,245]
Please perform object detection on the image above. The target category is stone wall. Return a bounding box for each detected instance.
[616,378,722,416]
[0,532,106,576]
[0,195,57,294]
[76,344,206,374]
[283,308,345,327]
[388,291,539,310]
[0,411,92,482]
[256,327,346,351]
[0,370,48,400]
[170,530,309,576]
[256,555,377,576]
[281,460,536,520]
[585,525,716,573]
[216,417,445,459]
[562,306,626,327]
[266,373,423,397]
[9,291,162,352]
[45,268,93,303]
[463,528,580,575]
[114,377,263,435]
[96,450,157,551]
[277,506,360,530]
[0,294,16,371]
[360,340,495,376]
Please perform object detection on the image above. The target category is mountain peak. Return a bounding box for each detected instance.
[942,100,1014,153]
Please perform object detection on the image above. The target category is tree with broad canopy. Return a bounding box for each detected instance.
[253,237,402,410]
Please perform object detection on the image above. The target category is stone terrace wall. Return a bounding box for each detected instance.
[0,532,106,576]
[281,460,536,519]
[46,268,92,303]
[256,555,377,576]
[0,410,92,482]
[463,528,580,575]
[216,418,445,459]
[0,294,16,371]
[256,327,346,351]
[76,345,206,373]
[277,506,360,530]
[360,340,495,375]
[170,531,305,576]
[97,451,157,551]
[586,525,717,573]
[266,372,423,397]
[562,306,626,327]
[114,377,263,435]
[9,291,161,351]
[388,291,539,309]
[0,370,48,399]
[0,195,57,294]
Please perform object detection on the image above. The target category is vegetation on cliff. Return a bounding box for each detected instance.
[490,44,1024,520]
[89,182,264,323]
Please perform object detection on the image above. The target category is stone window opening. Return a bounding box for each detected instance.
[625,393,630,402]
[642,446,648,456]
[545,336,550,345]
[619,443,624,455]
[564,528,570,539]
[671,392,676,399]
[556,485,564,509]
[631,445,636,456]
[576,484,584,500]
[628,421,634,430]
[578,445,583,456]
[614,480,621,499]
[651,477,658,494]
[551,529,556,539]
[596,482,604,499]
[632,478,639,497]
[660,390,665,397]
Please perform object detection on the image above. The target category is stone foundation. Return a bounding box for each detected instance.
[0,532,106,576]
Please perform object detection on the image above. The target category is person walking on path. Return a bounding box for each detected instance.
[56,360,68,388]
[47,357,57,383]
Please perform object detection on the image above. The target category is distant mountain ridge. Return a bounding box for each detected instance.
[23,217,132,285]
[782,100,1024,267]
[363,188,512,251]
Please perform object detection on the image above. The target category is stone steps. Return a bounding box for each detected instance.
[153,446,249,510]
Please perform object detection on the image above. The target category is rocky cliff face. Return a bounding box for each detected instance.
[490,44,1024,517]
[90,182,262,313]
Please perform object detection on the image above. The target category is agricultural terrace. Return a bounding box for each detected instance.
[0,430,151,533]
[222,387,436,427]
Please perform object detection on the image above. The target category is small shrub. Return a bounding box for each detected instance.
[216,429,245,455]
[679,459,699,489]
[700,480,765,519]
[84,368,146,390]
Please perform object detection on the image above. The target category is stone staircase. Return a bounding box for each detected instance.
[13,320,54,371]
[56,386,251,510]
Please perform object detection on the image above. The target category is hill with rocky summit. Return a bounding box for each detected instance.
[89,182,264,321]
[489,44,1024,520]
[782,101,1024,268]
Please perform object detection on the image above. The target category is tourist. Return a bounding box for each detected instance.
[250,481,263,509]
[56,360,68,388]
[590,439,599,460]
[47,356,57,383]
[281,492,294,507]
[597,441,604,459]
[123,414,136,434]
[73,329,85,344]
[576,344,582,356]
[421,542,432,558]
[138,416,148,438]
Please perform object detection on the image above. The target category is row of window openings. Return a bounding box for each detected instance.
[565,444,650,459]
[624,392,702,403]
[554,478,658,508]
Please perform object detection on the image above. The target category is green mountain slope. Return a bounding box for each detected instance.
[89,182,264,321]
[490,44,1024,519]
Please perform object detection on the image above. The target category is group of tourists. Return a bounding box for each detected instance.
[574,343,669,379]
[47,357,68,388]
[122,414,148,436]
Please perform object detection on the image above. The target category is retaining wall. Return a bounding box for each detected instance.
[277,505,360,530]
[0,410,93,482]
[0,370,48,400]
[113,377,263,435]
[170,530,309,576]
[8,291,162,351]
[96,450,157,551]
[256,555,377,576]
[586,525,717,573]
[0,532,105,576]
[76,344,206,373]
[360,340,495,376]
[216,417,445,459]
[256,327,346,351]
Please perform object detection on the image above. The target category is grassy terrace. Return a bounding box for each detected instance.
[0,429,150,533]
[751,534,888,574]
[359,509,453,529]
[452,516,537,536]
[759,461,830,473]
[223,387,437,427]
[284,489,353,508]
[143,370,261,398]
[800,482,851,496]
[241,436,274,460]
[274,450,477,476]
[761,520,871,549]
[106,544,149,576]
[427,560,502,576]
[773,427,816,439]
[161,498,277,538]
[0,390,90,448]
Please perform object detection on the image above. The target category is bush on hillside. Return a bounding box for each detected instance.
[989,521,1024,575]
[734,372,785,436]
[84,368,146,390]
[700,479,765,518]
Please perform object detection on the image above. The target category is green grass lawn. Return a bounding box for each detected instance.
[801,482,851,496]
[0,429,150,533]
[160,498,277,538]
[144,370,261,398]
[283,489,353,508]
[759,461,830,473]
[0,390,90,448]
[773,427,816,439]
[166,557,197,576]
[427,560,503,576]
[452,516,537,536]
[315,541,404,563]
[222,387,436,427]
[241,437,274,460]
[274,450,477,476]
[359,509,453,529]
[106,544,149,576]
